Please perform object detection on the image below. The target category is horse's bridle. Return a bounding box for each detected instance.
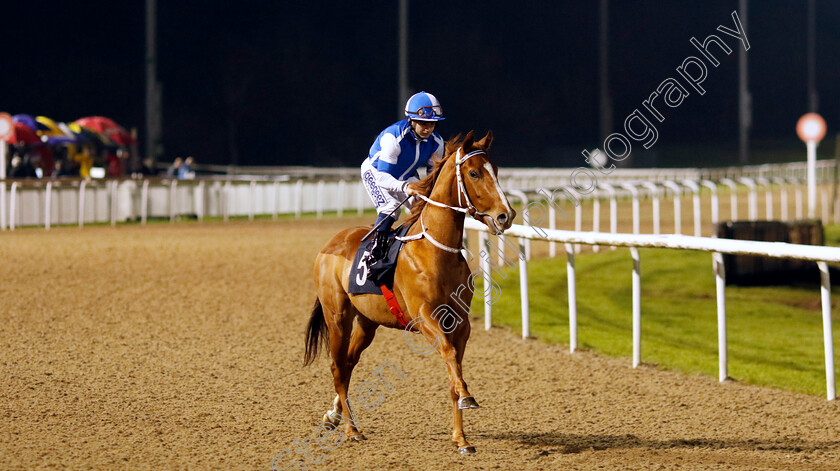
[416,148,489,220]
[397,148,493,254]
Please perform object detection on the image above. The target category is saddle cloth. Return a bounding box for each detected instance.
[348,225,411,295]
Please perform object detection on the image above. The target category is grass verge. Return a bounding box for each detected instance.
[471,246,840,397]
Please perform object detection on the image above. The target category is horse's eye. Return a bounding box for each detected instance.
[469,170,479,179]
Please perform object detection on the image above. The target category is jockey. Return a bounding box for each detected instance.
[360,91,446,265]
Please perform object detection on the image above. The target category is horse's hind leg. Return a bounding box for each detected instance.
[324,306,378,441]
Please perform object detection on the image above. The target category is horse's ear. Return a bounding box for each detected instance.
[476,130,493,150]
[461,130,475,151]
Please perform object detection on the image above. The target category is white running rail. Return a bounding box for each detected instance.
[466,218,839,401]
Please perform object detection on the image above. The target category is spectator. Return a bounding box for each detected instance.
[134,157,157,177]
[9,156,35,178]
[165,157,182,178]
[178,156,196,179]
[106,151,121,177]
[52,160,70,178]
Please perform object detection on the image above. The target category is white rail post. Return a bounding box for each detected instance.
[574,195,583,254]
[738,177,757,220]
[821,188,830,223]
[593,193,601,252]
[818,262,835,400]
[9,182,18,230]
[682,180,702,237]
[316,180,325,219]
[795,182,804,220]
[169,180,177,223]
[663,181,682,235]
[337,179,346,217]
[773,177,789,221]
[720,178,739,221]
[110,180,118,227]
[621,183,640,235]
[223,181,232,222]
[756,177,773,220]
[272,181,280,220]
[642,182,660,235]
[45,181,52,230]
[713,252,728,382]
[600,183,617,235]
[497,234,507,266]
[141,179,149,225]
[220,181,228,221]
[78,180,87,228]
[540,188,557,258]
[197,180,205,222]
[600,183,618,249]
[0,181,5,231]
[566,242,577,352]
[295,180,303,219]
[519,237,529,339]
[631,247,641,367]
[509,190,531,260]
[249,180,256,221]
[480,231,492,331]
[357,181,365,215]
[701,180,719,236]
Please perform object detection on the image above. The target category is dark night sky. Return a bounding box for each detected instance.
[5,1,840,168]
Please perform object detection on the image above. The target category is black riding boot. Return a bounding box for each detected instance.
[369,230,391,262]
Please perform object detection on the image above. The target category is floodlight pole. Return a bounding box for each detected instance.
[807,0,818,112]
[599,0,612,150]
[738,0,751,165]
[146,0,162,162]
[398,0,409,119]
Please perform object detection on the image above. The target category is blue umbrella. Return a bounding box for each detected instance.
[12,114,45,132]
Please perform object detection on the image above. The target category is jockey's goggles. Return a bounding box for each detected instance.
[407,105,444,120]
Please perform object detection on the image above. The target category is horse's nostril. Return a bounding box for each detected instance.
[497,213,507,223]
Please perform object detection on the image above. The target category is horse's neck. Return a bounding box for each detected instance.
[417,166,465,253]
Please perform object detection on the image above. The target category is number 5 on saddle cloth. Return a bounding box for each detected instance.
[348,225,412,296]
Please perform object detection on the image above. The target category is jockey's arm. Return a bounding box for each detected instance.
[371,133,411,194]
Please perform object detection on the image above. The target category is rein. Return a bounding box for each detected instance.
[396,149,487,254]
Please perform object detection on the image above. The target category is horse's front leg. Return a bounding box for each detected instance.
[415,307,477,453]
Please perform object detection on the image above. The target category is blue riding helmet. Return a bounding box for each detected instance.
[405,91,445,121]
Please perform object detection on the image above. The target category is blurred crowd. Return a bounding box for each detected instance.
[164,156,197,180]
[3,114,203,181]
[3,114,137,180]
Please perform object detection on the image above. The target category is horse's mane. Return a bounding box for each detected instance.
[401,133,467,229]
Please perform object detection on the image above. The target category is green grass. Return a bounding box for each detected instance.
[471,246,840,397]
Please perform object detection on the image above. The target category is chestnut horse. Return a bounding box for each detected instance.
[304,131,514,454]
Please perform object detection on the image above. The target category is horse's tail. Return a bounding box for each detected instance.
[303,297,329,366]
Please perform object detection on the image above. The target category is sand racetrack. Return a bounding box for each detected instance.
[1,217,840,470]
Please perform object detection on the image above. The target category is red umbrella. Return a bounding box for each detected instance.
[7,122,42,145]
[7,122,52,175]
[74,116,135,146]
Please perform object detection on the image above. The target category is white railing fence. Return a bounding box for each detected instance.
[1,162,838,232]
[518,177,836,257]
[465,218,839,401]
[0,177,376,229]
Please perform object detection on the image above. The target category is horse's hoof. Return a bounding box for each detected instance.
[458,397,480,410]
[459,446,476,454]
[349,434,367,442]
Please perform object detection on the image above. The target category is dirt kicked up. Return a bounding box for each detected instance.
[1,218,839,470]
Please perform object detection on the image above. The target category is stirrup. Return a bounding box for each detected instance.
[370,231,391,260]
